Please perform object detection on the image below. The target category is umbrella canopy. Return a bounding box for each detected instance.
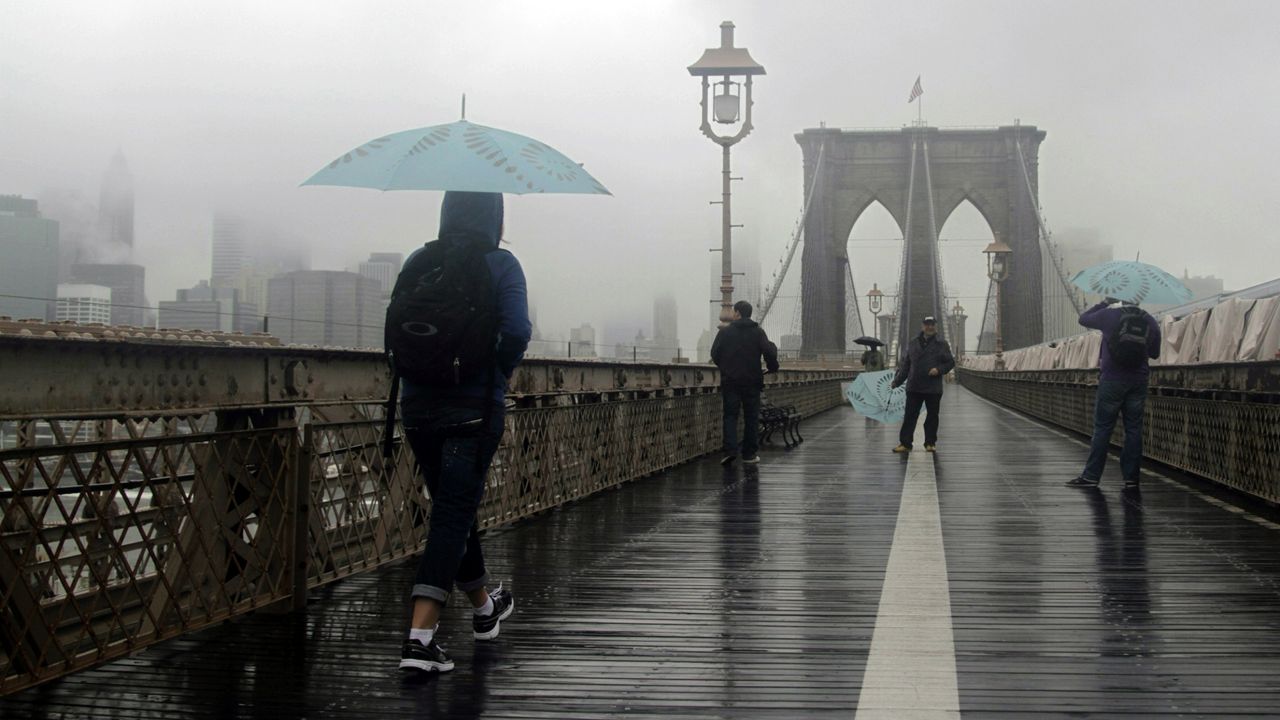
[844,370,906,424]
[1070,260,1193,306]
[303,120,611,195]
[853,336,885,347]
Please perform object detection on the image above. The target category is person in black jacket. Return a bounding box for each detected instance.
[890,316,955,453]
[711,301,780,466]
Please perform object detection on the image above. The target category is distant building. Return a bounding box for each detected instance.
[696,328,716,363]
[70,263,147,327]
[1146,271,1227,315]
[569,323,597,358]
[97,150,134,254]
[56,284,111,325]
[267,270,383,348]
[211,212,247,288]
[358,252,403,293]
[1046,228,1113,338]
[652,293,679,362]
[0,195,59,321]
[158,280,258,334]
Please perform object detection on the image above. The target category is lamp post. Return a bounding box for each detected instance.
[866,283,884,324]
[689,21,765,326]
[949,300,967,357]
[983,235,1013,370]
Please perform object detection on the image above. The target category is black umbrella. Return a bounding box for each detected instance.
[854,336,885,347]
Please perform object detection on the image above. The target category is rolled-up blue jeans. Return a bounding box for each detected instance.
[404,404,505,604]
[1082,380,1147,482]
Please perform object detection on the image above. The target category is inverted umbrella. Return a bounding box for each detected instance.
[844,370,906,424]
[1070,260,1192,306]
[853,336,885,347]
[303,119,611,195]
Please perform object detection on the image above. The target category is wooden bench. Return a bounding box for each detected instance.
[760,402,803,449]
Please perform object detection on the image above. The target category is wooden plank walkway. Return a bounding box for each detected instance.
[4,385,1280,718]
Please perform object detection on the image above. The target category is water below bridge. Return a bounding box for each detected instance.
[5,386,1280,719]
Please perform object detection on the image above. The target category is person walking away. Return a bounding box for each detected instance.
[891,316,955,453]
[711,300,780,466]
[389,191,532,674]
[861,346,885,371]
[1066,298,1161,490]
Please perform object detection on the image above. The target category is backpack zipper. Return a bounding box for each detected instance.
[453,357,461,384]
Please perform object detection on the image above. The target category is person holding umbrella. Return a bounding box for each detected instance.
[1065,297,1162,490]
[856,336,886,371]
[304,111,609,674]
[890,316,955,453]
[1064,260,1184,490]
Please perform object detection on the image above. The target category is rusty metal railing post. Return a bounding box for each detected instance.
[291,424,313,612]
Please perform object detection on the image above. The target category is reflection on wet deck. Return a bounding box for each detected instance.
[4,386,1280,718]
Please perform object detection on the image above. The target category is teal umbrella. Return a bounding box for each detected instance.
[845,370,906,424]
[1070,260,1192,306]
[303,119,611,195]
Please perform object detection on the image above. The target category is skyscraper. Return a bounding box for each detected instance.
[158,280,258,334]
[97,151,134,255]
[211,213,248,288]
[652,293,679,361]
[267,270,383,348]
[0,196,60,321]
[358,252,403,293]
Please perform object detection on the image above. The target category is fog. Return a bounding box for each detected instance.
[4,0,1279,354]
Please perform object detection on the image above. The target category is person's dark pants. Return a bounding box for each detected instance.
[405,404,505,604]
[722,384,762,458]
[1082,380,1147,482]
[899,392,942,447]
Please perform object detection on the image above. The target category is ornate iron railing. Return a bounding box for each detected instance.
[0,334,849,693]
[958,363,1280,503]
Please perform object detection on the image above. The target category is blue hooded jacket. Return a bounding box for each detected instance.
[400,192,532,417]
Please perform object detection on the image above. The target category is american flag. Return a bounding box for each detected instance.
[908,75,923,103]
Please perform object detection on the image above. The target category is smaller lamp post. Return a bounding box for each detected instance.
[949,301,967,357]
[983,235,1013,370]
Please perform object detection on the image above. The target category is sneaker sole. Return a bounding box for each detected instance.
[399,658,454,673]
[473,599,515,641]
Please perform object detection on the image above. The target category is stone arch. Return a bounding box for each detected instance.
[796,125,1046,355]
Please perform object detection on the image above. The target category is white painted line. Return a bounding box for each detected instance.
[855,428,960,719]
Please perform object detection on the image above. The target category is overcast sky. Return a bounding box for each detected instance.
[4,0,1279,353]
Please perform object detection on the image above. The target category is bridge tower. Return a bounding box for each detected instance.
[796,125,1047,355]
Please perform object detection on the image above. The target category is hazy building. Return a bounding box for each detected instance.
[1146,271,1227,315]
[97,150,134,255]
[70,263,147,327]
[211,213,248,288]
[56,284,112,324]
[267,270,383,348]
[696,328,716,363]
[569,323,597,358]
[1046,228,1114,339]
[358,252,403,293]
[0,196,60,321]
[159,280,258,333]
[652,293,679,361]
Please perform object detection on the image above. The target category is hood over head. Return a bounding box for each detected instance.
[439,191,503,247]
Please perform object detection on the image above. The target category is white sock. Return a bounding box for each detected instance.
[409,627,434,645]
[474,595,494,617]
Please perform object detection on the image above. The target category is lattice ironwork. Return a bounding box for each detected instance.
[0,428,297,694]
[1,375,848,694]
[958,369,1280,502]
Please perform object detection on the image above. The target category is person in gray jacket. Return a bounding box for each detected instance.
[890,316,955,452]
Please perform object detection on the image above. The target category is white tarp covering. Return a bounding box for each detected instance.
[1239,296,1280,360]
[1198,298,1254,363]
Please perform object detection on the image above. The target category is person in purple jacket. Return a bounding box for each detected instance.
[1065,298,1161,490]
[397,192,532,674]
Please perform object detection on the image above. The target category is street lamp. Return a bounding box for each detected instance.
[983,234,1013,370]
[866,283,884,319]
[949,300,967,357]
[689,21,765,325]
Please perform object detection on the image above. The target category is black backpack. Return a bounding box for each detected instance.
[1107,306,1151,369]
[385,236,499,386]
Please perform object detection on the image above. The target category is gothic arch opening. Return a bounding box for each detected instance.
[937,199,995,355]
[845,200,903,346]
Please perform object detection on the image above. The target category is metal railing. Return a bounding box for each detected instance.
[0,334,850,693]
[958,363,1280,503]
